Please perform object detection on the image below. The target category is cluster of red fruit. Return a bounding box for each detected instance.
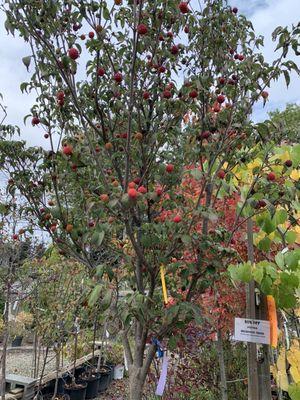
[56,91,65,107]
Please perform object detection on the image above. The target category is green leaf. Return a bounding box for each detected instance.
[257,237,271,252]
[273,209,288,225]
[260,276,272,294]
[285,249,300,270]
[288,383,300,400]
[283,70,290,87]
[261,217,276,234]
[253,265,264,284]
[286,231,297,244]
[228,262,252,283]
[275,252,285,269]
[91,230,105,246]
[88,285,101,307]
[22,56,31,71]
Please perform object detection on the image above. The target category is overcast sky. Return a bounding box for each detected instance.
[0,0,300,148]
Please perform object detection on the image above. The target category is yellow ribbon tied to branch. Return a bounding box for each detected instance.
[160,265,168,305]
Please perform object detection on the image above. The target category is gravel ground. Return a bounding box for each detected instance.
[4,349,57,377]
[2,349,133,399]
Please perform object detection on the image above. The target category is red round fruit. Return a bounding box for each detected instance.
[166,164,174,173]
[56,91,65,100]
[158,65,166,73]
[189,90,198,99]
[68,47,79,60]
[217,169,226,179]
[184,26,189,33]
[88,31,95,39]
[267,172,276,181]
[238,54,244,61]
[217,94,225,104]
[44,133,49,139]
[171,45,179,55]
[138,186,147,194]
[100,194,109,203]
[219,77,226,85]
[128,188,138,199]
[179,2,189,14]
[285,159,292,167]
[62,144,73,156]
[261,91,269,99]
[128,181,136,189]
[232,7,238,13]
[12,234,19,240]
[97,67,105,77]
[258,199,267,208]
[156,188,163,196]
[32,116,40,125]
[201,131,211,139]
[173,215,182,223]
[137,24,148,35]
[80,34,86,40]
[133,177,141,185]
[143,91,150,100]
[163,90,172,99]
[114,72,123,83]
[88,221,95,227]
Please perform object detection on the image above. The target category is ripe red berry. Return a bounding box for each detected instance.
[285,159,292,167]
[97,67,105,77]
[179,2,189,14]
[201,131,211,139]
[80,34,86,40]
[88,31,95,39]
[32,116,40,126]
[219,77,226,85]
[62,144,73,156]
[189,90,198,99]
[171,45,179,55]
[88,221,95,228]
[68,47,79,60]
[114,72,123,83]
[166,164,174,173]
[128,188,138,199]
[128,181,136,189]
[138,186,147,194]
[173,215,182,223]
[217,169,226,179]
[137,24,148,35]
[143,91,150,100]
[12,234,19,241]
[258,199,267,208]
[261,91,269,99]
[156,188,163,196]
[267,172,276,181]
[100,194,109,203]
[56,91,65,100]
[217,94,225,104]
[163,90,172,99]
[238,54,244,61]
[184,26,189,33]
[158,65,166,73]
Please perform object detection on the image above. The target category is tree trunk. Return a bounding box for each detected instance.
[216,329,228,400]
[129,367,144,400]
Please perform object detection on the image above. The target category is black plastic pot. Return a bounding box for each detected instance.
[98,366,112,393]
[11,336,23,347]
[47,373,71,395]
[75,366,86,379]
[63,382,87,400]
[106,363,115,383]
[79,373,100,399]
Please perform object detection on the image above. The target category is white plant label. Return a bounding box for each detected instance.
[234,318,270,345]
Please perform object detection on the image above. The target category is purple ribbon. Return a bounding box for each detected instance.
[155,354,169,396]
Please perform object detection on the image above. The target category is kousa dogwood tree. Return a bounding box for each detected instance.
[1,0,300,398]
